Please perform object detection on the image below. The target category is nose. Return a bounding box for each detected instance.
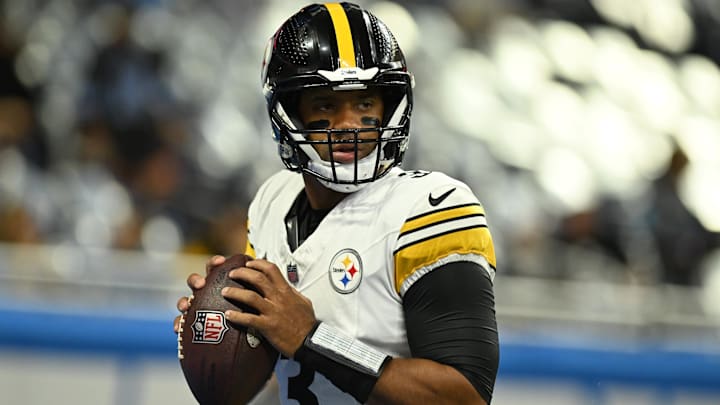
[333,103,361,130]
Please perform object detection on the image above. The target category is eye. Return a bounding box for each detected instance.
[358,99,375,110]
[314,102,335,113]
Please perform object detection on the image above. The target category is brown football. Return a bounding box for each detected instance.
[178,254,278,404]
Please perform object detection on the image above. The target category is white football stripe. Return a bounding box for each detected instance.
[399,253,494,297]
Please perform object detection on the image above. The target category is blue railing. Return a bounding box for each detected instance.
[2,305,720,392]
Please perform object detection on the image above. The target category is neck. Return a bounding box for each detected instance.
[302,174,349,210]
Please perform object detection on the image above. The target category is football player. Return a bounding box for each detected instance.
[175,2,499,404]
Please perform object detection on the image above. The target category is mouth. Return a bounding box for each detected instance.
[331,143,355,153]
[331,145,357,163]
[319,137,377,163]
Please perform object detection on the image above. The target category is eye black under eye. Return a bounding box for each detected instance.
[307,120,330,129]
[361,117,379,126]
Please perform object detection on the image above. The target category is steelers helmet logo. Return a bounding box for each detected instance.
[329,249,363,294]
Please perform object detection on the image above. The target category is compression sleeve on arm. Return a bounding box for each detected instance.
[402,261,499,404]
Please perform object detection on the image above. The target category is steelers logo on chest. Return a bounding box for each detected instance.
[328,249,363,293]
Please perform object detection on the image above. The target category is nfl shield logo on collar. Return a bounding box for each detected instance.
[287,263,299,284]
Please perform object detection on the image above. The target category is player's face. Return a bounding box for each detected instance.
[298,87,384,164]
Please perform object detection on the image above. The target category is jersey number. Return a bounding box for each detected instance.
[399,170,431,179]
[287,360,318,404]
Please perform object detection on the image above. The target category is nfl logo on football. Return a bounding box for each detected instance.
[191,310,229,344]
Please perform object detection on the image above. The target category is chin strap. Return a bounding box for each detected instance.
[315,177,371,193]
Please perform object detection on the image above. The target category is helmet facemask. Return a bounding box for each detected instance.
[270,78,412,192]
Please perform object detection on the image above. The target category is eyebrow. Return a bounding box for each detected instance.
[307,95,333,102]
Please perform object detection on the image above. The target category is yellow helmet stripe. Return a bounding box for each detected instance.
[325,3,356,68]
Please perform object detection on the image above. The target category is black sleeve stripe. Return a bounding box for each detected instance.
[404,202,482,223]
[398,213,487,238]
[393,224,488,256]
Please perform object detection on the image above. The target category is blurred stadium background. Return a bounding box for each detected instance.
[1,0,719,403]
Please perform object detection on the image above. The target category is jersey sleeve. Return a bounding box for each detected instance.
[244,186,264,259]
[242,170,304,261]
[243,172,276,260]
[392,182,496,296]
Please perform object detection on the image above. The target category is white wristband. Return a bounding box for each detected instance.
[306,322,388,376]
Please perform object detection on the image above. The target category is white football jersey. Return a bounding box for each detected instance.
[245,167,496,404]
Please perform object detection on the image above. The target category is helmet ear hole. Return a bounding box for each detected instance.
[382,141,398,160]
[276,93,304,129]
[279,142,294,160]
[380,87,406,126]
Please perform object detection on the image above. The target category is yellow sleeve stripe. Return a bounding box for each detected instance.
[400,203,485,235]
[394,226,496,294]
[325,3,356,68]
[245,240,255,258]
[244,220,255,259]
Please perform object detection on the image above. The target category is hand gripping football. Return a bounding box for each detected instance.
[178,254,278,404]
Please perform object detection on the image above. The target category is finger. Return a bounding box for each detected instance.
[176,295,192,312]
[221,286,270,313]
[205,255,226,275]
[229,267,272,297]
[224,309,260,329]
[245,259,286,285]
[187,273,205,290]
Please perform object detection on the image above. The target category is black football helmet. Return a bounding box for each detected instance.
[261,2,414,192]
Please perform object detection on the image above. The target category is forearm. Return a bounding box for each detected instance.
[291,261,498,404]
[367,358,487,405]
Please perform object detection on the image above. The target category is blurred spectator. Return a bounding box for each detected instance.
[0,0,718,290]
[183,205,249,256]
[645,144,719,285]
[552,197,630,281]
[105,115,184,249]
[81,3,173,128]
[0,21,48,244]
